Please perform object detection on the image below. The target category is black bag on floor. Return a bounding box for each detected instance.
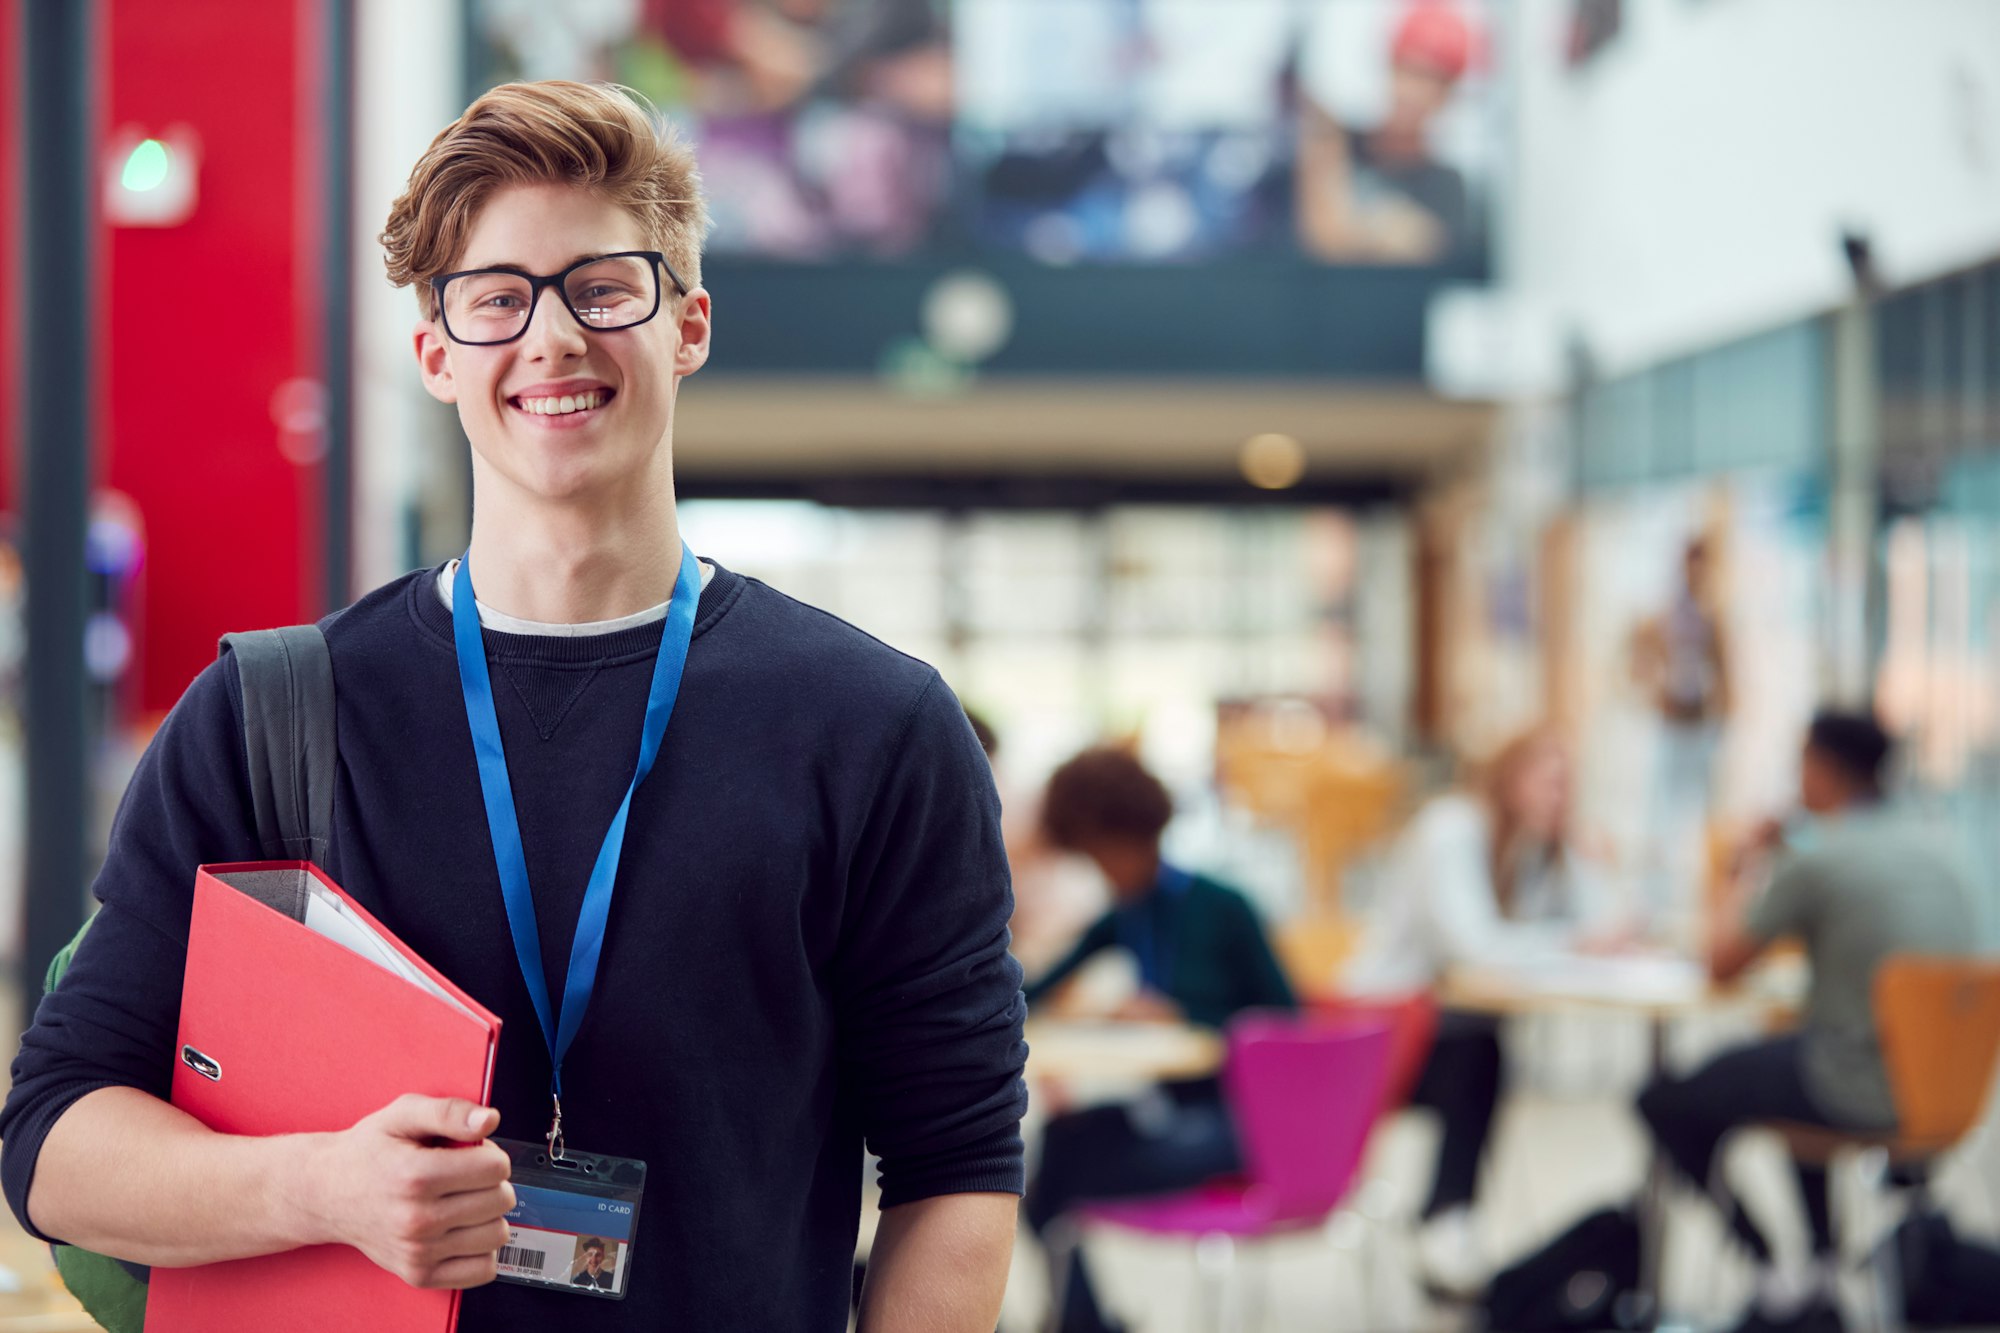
[1895,1207,2000,1327]
[1483,1207,1648,1331]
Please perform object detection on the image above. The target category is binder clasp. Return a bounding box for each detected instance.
[181,1045,222,1082]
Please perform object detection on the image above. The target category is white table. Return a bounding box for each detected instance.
[1022,1019,1223,1086]
[1438,954,1804,1329]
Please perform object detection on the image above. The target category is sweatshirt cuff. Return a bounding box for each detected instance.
[876,1125,1027,1209]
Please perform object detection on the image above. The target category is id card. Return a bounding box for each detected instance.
[492,1138,645,1299]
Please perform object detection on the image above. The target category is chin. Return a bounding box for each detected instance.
[474,422,665,507]
[484,450,610,505]
[529,466,619,504]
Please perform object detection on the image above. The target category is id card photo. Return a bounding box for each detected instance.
[565,1234,622,1292]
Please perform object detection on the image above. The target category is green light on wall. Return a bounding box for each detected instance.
[120,139,171,193]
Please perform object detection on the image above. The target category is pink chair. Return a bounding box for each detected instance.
[1307,991,1438,1109]
[1045,1015,1393,1332]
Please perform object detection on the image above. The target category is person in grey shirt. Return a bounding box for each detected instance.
[1636,710,1977,1333]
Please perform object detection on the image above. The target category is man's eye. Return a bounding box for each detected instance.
[578,284,628,301]
[479,293,525,310]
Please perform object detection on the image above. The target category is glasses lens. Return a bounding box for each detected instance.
[441,271,534,344]
[564,256,658,330]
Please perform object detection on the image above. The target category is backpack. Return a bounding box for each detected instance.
[46,625,336,1333]
[1483,1206,1648,1332]
[1895,1205,2000,1327]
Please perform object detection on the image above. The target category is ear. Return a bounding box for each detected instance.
[673,289,712,378]
[414,318,458,404]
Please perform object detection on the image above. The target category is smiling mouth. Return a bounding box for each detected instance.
[509,388,614,417]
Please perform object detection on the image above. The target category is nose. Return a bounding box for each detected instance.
[517,283,588,362]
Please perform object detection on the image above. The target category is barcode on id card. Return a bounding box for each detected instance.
[498,1245,546,1270]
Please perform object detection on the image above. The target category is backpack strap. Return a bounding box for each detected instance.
[218,626,336,862]
[38,631,333,1309]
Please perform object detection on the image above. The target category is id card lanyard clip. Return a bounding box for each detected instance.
[452,544,701,1159]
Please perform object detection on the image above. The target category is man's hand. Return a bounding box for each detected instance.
[300,1095,515,1290]
[1573,920,1642,956]
[1107,989,1184,1025]
[1747,815,1787,850]
[1035,1076,1076,1118]
[1725,815,1787,878]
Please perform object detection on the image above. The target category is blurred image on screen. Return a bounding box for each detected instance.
[473,0,1496,270]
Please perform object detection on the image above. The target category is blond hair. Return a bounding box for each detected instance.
[380,80,709,318]
[1476,726,1570,915]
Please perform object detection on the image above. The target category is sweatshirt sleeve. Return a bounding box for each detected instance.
[1021,910,1117,1009]
[0,658,261,1240]
[1225,890,1297,1014]
[833,673,1029,1208]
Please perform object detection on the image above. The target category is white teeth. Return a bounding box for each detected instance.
[516,391,604,416]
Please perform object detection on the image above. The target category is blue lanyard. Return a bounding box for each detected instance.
[452,543,700,1111]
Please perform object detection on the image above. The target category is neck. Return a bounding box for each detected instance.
[1115,852,1164,902]
[465,471,683,625]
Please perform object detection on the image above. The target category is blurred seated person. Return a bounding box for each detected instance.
[1021,746,1295,1333]
[1341,727,1619,1296]
[965,710,1110,979]
[1636,710,1976,1333]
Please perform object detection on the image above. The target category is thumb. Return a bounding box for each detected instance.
[371,1093,500,1143]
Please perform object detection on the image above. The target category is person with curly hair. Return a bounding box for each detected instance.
[1022,745,1295,1333]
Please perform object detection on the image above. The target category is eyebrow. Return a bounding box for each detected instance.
[457,250,632,274]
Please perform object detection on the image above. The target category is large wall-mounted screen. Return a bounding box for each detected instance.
[472,0,1500,376]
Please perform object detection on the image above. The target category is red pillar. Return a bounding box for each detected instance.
[103,0,328,716]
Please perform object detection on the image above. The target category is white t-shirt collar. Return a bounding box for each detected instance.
[435,558,714,637]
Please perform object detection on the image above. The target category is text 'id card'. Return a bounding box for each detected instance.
[492,1138,646,1300]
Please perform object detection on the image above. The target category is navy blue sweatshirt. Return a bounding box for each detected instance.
[1021,873,1296,1030]
[1,560,1029,1330]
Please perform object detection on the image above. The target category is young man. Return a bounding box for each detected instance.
[570,1239,613,1291]
[0,81,1026,1331]
[1636,709,1975,1333]
[1020,746,1295,1333]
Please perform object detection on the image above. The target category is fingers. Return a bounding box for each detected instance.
[339,1097,517,1292]
[434,1215,512,1264]
[435,1181,516,1231]
[407,1139,512,1198]
[419,1247,503,1291]
[372,1093,501,1144]
[401,1216,510,1288]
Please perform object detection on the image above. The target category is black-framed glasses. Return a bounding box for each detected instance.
[430,250,690,346]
